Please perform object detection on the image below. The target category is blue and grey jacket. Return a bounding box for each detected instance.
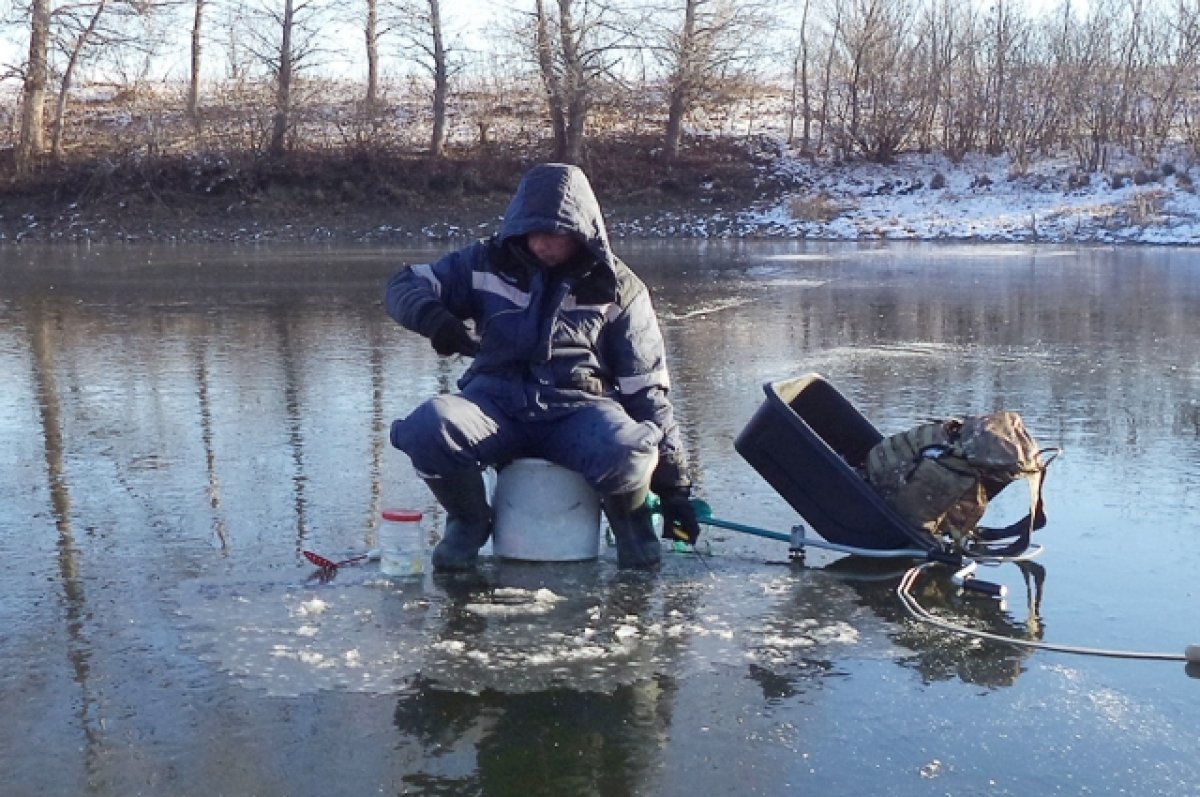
[384,163,690,491]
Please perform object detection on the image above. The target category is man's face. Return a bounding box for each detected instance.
[527,232,580,268]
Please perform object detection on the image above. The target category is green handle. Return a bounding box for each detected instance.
[645,495,791,544]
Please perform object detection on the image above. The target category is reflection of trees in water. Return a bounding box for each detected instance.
[269,304,311,543]
[394,680,671,796]
[24,297,104,771]
[826,558,1046,690]
[191,333,230,552]
[390,572,697,793]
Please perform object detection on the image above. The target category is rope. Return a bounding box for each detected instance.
[897,561,1188,662]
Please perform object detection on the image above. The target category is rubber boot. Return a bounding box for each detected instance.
[425,470,493,572]
[603,485,662,570]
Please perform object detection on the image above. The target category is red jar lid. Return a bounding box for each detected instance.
[382,509,423,522]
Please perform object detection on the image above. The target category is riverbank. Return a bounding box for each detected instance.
[2,139,1198,245]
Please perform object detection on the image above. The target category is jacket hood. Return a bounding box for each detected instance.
[498,163,615,270]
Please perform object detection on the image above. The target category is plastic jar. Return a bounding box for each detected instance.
[379,509,427,577]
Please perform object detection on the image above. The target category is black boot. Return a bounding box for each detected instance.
[424,470,493,571]
[604,485,662,570]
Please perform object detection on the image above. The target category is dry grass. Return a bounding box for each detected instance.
[1128,188,1168,226]
[787,192,845,223]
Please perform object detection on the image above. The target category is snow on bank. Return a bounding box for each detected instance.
[612,149,1200,245]
[750,150,1200,245]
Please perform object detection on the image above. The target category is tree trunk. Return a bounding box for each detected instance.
[799,0,811,152]
[817,8,840,155]
[787,0,812,151]
[364,0,378,119]
[663,0,698,161]
[17,0,51,172]
[986,0,1009,155]
[270,0,295,156]
[664,90,688,161]
[563,91,586,163]
[429,0,447,156]
[188,0,205,131]
[534,0,567,158]
[557,0,586,163]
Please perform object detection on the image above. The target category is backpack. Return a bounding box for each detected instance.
[865,411,1054,554]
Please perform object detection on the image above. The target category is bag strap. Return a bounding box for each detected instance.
[972,448,1059,556]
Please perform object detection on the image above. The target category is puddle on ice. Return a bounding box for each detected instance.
[173,559,867,698]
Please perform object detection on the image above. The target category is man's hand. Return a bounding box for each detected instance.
[430,316,479,357]
[658,488,701,545]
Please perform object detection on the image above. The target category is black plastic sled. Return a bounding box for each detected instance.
[734,373,939,553]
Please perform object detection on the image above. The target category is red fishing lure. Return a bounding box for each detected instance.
[303,550,369,570]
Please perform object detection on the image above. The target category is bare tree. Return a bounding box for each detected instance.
[817,1,842,155]
[188,0,204,129]
[364,0,380,116]
[554,0,587,162]
[834,0,923,162]
[394,0,452,156]
[533,0,568,157]
[237,0,324,155]
[982,0,1025,155]
[270,0,295,155]
[528,0,627,163]
[427,0,446,155]
[911,0,959,153]
[41,0,156,161]
[1043,0,1126,170]
[1145,0,1200,159]
[787,0,812,152]
[940,7,987,160]
[650,0,771,161]
[50,0,110,161]
[17,0,52,171]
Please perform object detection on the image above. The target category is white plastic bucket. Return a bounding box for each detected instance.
[492,458,602,561]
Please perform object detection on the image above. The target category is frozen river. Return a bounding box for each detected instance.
[2,240,1198,795]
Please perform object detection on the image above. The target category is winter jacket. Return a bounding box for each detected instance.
[384,163,690,491]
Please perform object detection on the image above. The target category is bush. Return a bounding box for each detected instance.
[788,192,843,223]
[1128,189,1167,226]
[1066,172,1091,190]
[930,172,947,190]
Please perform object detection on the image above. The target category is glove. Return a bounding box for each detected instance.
[658,487,701,545]
[429,315,479,357]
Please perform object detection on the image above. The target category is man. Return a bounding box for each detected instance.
[384,163,700,570]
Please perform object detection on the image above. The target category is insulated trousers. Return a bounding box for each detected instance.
[390,391,662,496]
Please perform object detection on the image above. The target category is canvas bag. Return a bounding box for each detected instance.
[866,411,1052,553]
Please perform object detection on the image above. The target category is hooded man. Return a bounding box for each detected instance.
[384,163,700,570]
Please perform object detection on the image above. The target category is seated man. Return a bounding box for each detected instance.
[384,162,700,570]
